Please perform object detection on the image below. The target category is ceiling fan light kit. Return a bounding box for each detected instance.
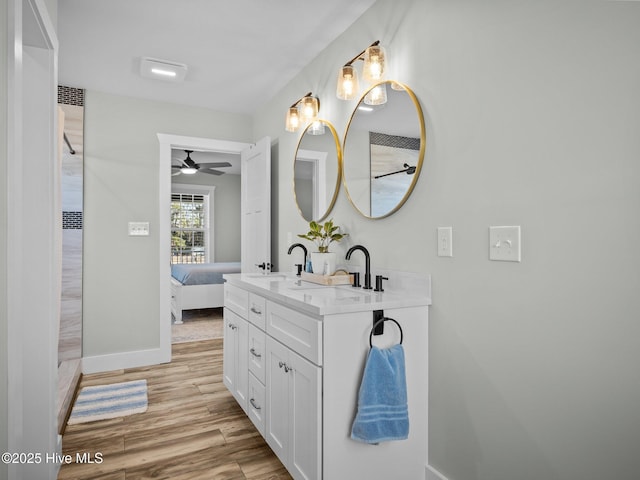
[172,150,233,176]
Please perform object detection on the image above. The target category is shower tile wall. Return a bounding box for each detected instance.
[58,85,83,365]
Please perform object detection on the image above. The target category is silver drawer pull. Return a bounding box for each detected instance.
[250,306,262,315]
[250,348,261,359]
[250,398,261,411]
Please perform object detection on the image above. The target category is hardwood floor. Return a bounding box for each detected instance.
[58,339,292,480]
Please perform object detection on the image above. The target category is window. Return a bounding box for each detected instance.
[171,193,209,264]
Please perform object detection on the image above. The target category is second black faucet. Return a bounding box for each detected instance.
[345,245,372,289]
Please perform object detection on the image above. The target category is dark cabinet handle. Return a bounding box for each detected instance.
[250,348,261,359]
[250,398,261,411]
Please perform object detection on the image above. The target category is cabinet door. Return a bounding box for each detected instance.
[223,308,248,410]
[289,350,321,480]
[265,336,290,463]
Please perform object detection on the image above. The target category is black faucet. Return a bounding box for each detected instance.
[287,243,308,275]
[346,245,372,289]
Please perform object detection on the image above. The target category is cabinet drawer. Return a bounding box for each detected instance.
[247,372,266,436]
[266,301,322,366]
[248,323,266,384]
[248,293,266,330]
[224,283,248,318]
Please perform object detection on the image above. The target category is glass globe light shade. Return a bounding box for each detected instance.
[363,44,386,82]
[336,64,360,100]
[364,83,388,106]
[285,106,301,132]
[300,96,319,121]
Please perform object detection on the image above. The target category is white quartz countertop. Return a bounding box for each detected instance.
[223,272,431,317]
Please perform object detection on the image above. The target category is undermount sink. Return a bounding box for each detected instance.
[245,273,288,280]
[286,279,333,290]
[295,285,372,301]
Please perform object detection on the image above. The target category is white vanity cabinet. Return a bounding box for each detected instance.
[223,273,431,480]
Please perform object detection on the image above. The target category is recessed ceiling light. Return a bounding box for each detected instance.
[140,57,187,82]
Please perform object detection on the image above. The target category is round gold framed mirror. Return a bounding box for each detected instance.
[293,119,342,222]
[342,81,425,218]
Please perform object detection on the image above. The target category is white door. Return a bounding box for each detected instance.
[241,137,271,273]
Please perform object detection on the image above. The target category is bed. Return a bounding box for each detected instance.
[171,262,241,323]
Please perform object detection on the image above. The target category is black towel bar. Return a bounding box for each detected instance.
[369,317,403,348]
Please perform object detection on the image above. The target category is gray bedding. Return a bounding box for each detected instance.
[171,262,241,286]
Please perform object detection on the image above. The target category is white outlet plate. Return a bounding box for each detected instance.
[128,221,150,236]
[437,227,453,257]
[489,225,521,262]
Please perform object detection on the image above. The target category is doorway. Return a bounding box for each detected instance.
[158,134,250,357]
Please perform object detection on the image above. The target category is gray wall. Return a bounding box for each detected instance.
[171,173,242,262]
[254,1,640,479]
[83,91,251,357]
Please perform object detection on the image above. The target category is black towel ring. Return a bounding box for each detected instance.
[369,317,403,348]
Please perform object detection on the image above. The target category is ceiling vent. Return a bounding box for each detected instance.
[140,57,187,82]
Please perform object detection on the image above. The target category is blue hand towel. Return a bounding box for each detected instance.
[351,344,409,444]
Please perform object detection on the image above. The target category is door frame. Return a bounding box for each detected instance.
[6,0,60,477]
[157,134,249,356]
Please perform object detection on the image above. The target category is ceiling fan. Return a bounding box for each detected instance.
[373,163,416,179]
[172,150,232,176]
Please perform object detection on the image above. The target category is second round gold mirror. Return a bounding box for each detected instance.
[342,81,425,218]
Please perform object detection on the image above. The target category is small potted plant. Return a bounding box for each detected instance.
[298,219,347,275]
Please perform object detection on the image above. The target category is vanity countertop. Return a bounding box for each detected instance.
[223,272,431,317]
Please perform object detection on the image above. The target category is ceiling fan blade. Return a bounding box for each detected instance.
[196,162,232,168]
[199,169,225,176]
[171,165,183,169]
[172,171,182,176]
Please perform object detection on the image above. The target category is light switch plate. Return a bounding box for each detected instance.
[437,227,453,257]
[489,226,521,262]
[128,221,150,236]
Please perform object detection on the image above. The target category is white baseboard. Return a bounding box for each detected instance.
[426,464,449,480]
[82,346,171,374]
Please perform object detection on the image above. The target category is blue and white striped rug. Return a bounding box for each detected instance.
[68,379,148,425]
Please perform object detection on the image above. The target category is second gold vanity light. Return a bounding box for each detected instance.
[336,40,387,101]
[285,92,320,133]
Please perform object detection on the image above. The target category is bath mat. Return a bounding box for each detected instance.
[67,379,148,425]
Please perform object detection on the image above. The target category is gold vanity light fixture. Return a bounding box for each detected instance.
[336,40,387,100]
[285,92,320,132]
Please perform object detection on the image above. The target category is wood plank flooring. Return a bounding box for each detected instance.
[58,339,292,480]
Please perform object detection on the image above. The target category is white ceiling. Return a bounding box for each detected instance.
[58,0,377,115]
